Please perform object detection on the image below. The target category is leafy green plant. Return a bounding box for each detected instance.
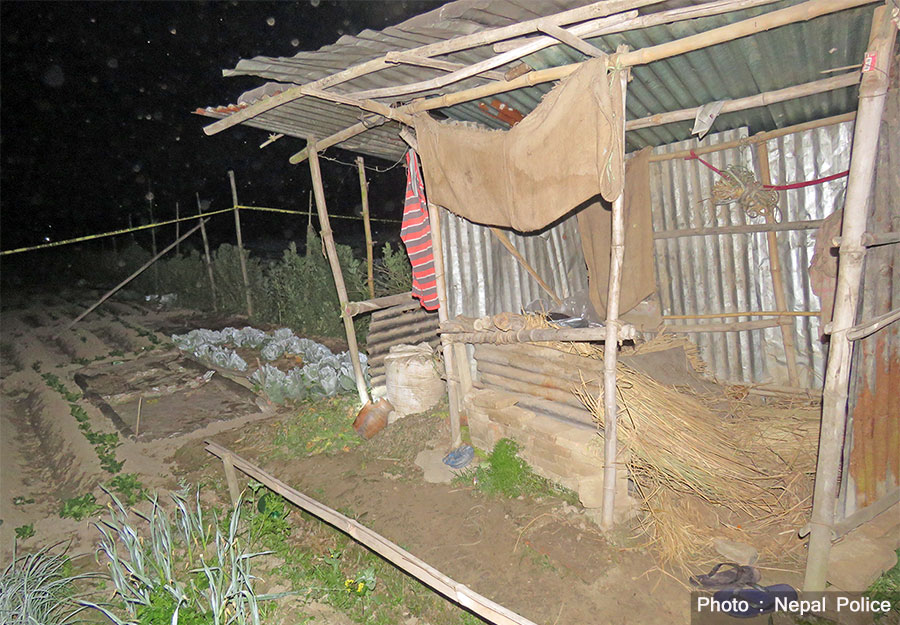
[0,543,97,625]
[69,403,124,474]
[59,493,103,521]
[41,373,81,401]
[106,473,146,506]
[459,439,574,501]
[374,242,412,297]
[12,496,35,506]
[867,548,900,620]
[261,228,368,340]
[14,524,35,540]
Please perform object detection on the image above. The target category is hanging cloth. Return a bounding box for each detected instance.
[401,150,439,311]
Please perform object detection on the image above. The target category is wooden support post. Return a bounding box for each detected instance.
[223,452,242,507]
[62,220,206,333]
[756,141,801,387]
[356,156,376,299]
[601,67,628,530]
[428,202,463,449]
[204,442,540,625]
[228,171,254,317]
[804,4,896,592]
[196,193,218,311]
[489,228,563,306]
[308,139,371,406]
[175,201,181,255]
[148,198,159,293]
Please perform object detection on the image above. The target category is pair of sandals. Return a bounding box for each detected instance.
[691,563,798,619]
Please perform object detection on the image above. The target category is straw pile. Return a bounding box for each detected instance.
[520,314,818,570]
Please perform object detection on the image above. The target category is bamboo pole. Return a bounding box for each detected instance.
[493,0,784,52]
[661,318,781,333]
[307,139,370,406]
[442,325,637,344]
[489,228,563,306]
[654,218,825,239]
[175,201,181,255]
[228,171,254,317]
[205,0,660,136]
[196,193,218,311]
[428,202,463,449]
[756,141,801,386]
[288,1,866,164]
[664,311,819,319]
[346,292,413,317]
[204,441,540,625]
[601,67,628,530]
[804,4,895,593]
[649,112,856,162]
[148,198,159,293]
[845,307,900,342]
[356,156,375,299]
[61,220,206,333]
[627,72,859,131]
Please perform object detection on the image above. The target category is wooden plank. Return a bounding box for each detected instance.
[538,23,606,57]
[489,228,562,306]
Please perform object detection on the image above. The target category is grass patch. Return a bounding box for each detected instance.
[459,439,579,504]
[868,548,900,619]
[106,473,146,506]
[273,396,363,458]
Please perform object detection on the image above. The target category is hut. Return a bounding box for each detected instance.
[196,0,898,593]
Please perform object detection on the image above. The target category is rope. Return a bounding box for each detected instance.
[0,209,233,256]
[686,150,849,221]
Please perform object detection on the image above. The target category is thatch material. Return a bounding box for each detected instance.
[518,313,818,570]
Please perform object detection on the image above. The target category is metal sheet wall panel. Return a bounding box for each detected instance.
[440,210,588,319]
[650,121,852,388]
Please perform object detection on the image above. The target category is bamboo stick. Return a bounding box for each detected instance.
[356,156,375,299]
[756,141,801,386]
[654,218,825,239]
[845,307,900,342]
[804,4,895,593]
[649,112,856,162]
[206,0,658,136]
[196,193,218,311]
[290,118,385,164]
[290,1,866,165]
[492,0,784,52]
[403,0,870,115]
[148,199,159,293]
[308,140,370,406]
[223,452,241,507]
[175,202,181,255]
[61,220,206,333]
[489,228,563,306]
[204,441,540,625]
[384,53,506,81]
[228,171,254,317]
[832,231,900,248]
[539,23,608,57]
[346,292,413,317]
[427,202,463,448]
[442,325,637,344]
[627,72,859,131]
[663,310,818,319]
[661,318,781,333]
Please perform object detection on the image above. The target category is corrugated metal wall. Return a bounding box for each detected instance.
[439,121,853,389]
[650,122,853,388]
[440,211,589,319]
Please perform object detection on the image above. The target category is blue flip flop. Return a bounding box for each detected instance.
[442,445,474,469]
[712,584,798,618]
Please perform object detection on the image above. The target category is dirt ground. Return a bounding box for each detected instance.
[0,288,698,624]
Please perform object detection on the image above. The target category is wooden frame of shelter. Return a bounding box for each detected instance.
[199,0,898,595]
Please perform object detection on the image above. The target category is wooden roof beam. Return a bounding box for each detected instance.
[384,52,507,81]
[538,24,606,57]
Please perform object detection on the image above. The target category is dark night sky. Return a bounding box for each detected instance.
[0,1,442,253]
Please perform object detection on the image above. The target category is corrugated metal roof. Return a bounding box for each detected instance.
[199,0,873,160]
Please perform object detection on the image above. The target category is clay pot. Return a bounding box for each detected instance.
[352,398,393,439]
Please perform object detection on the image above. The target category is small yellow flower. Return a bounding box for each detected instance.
[357,582,365,593]
[344,578,353,588]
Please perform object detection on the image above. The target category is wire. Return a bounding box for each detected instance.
[318,149,407,173]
